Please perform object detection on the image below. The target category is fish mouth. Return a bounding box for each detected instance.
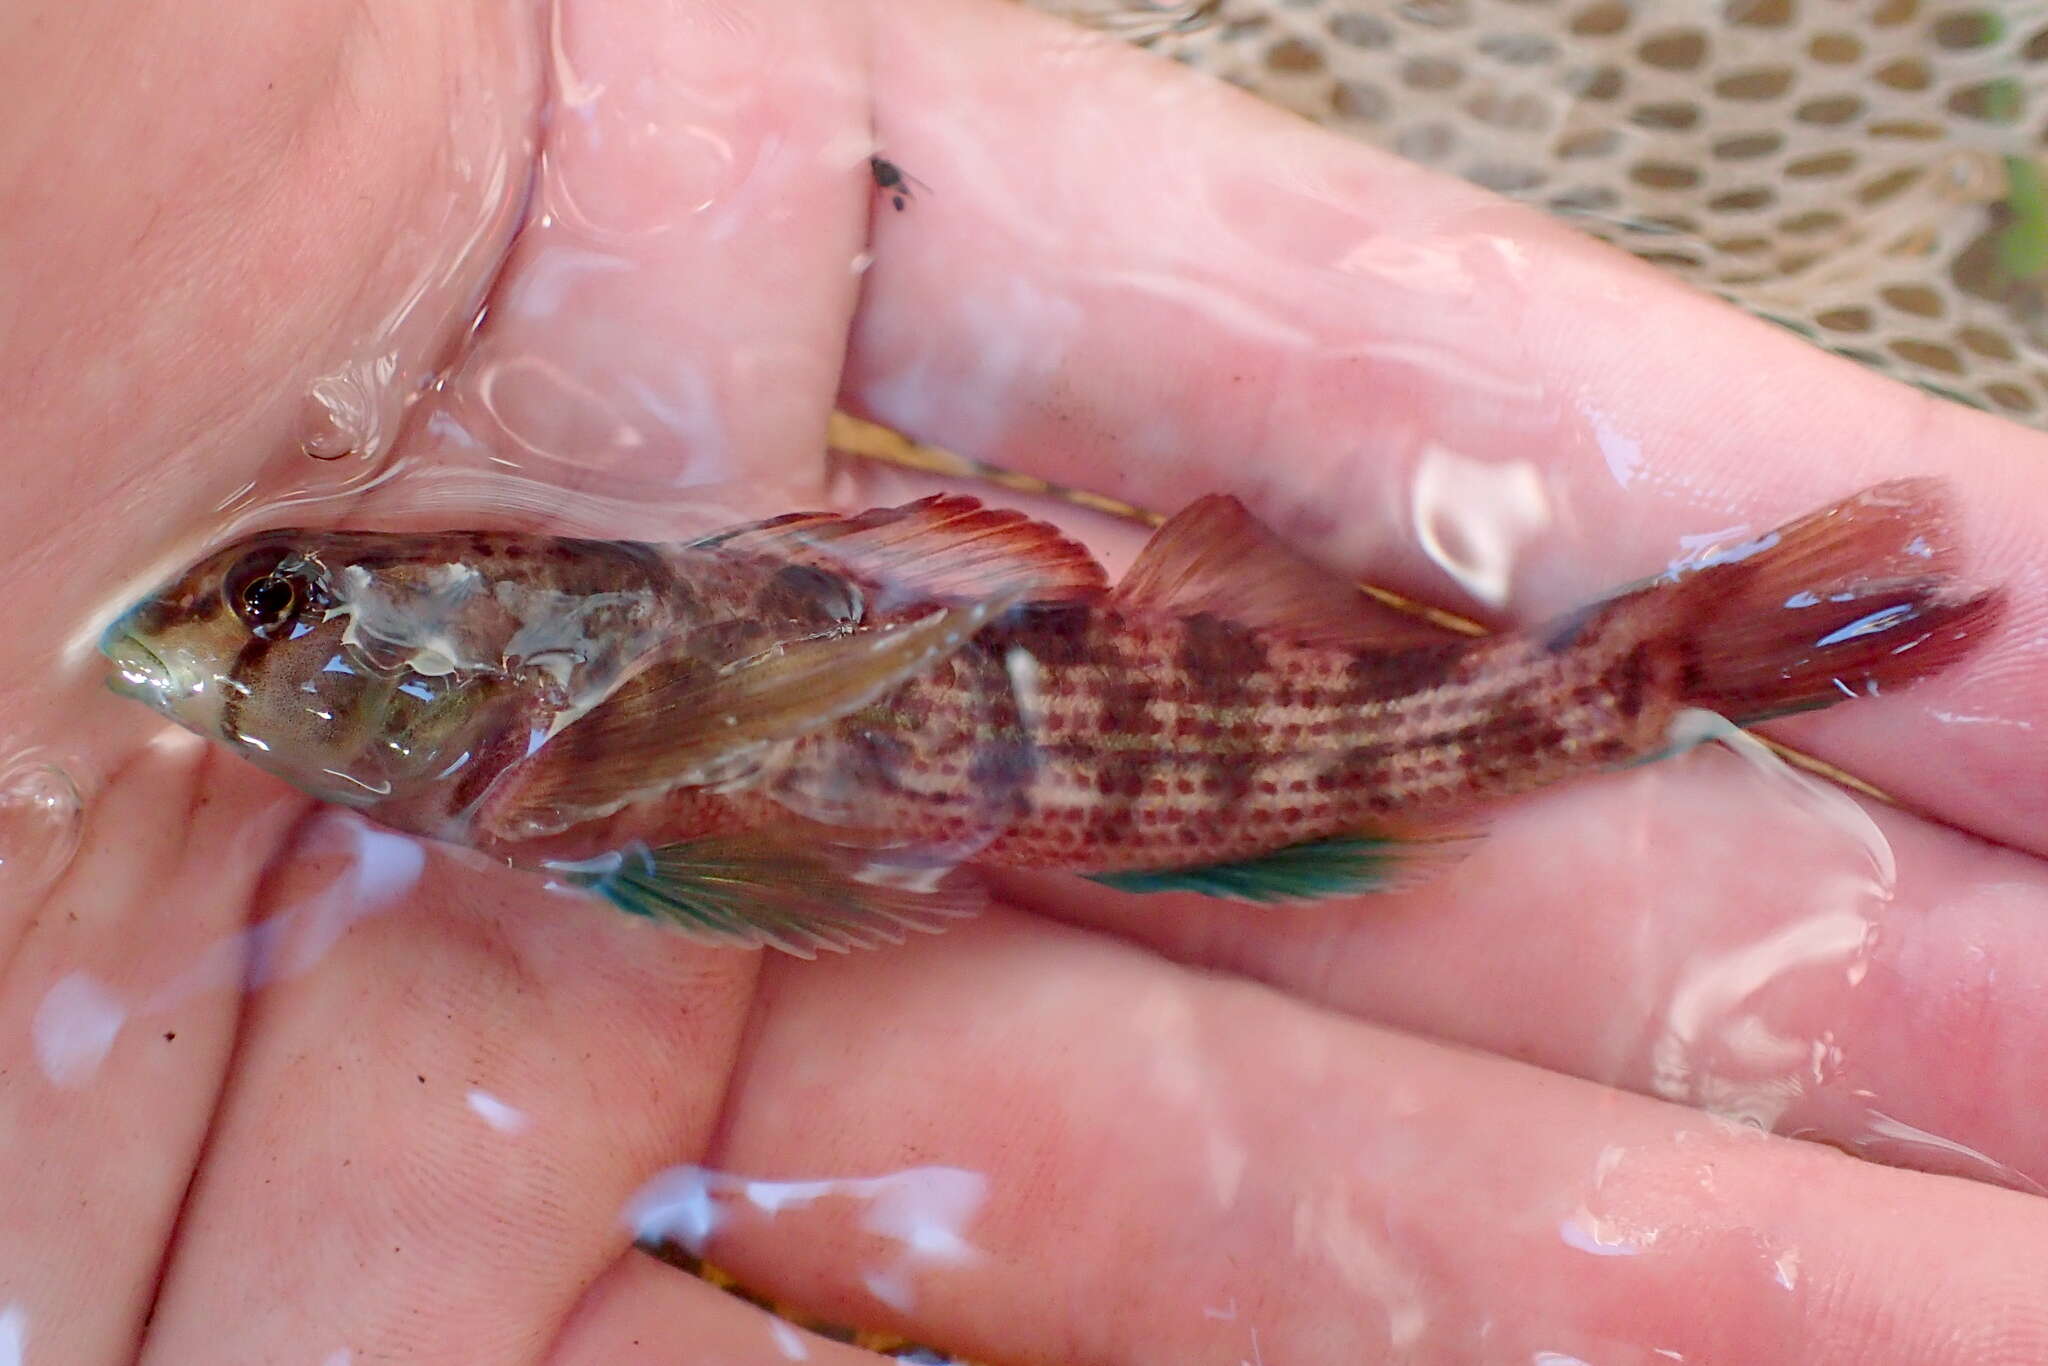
[100,627,174,706]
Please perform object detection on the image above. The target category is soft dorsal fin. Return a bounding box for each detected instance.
[484,595,1014,839]
[698,495,1109,606]
[1114,495,1462,648]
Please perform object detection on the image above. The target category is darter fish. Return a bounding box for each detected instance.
[98,480,2002,954]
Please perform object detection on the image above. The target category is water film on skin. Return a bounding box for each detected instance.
[9,1,2043,1362]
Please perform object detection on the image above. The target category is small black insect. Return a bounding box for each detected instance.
[869,155,925,212]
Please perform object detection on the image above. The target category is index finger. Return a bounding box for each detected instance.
[847,0,2048,855]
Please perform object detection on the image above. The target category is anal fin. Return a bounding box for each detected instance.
[1085,831,1469,903]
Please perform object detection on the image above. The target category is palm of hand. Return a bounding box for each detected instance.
[6,3,2048,1364]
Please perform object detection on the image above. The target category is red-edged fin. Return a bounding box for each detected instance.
[1676,574,2004,724]
[552,827,980,958]
[486,595,1015,839]
[697,495,1108,606]
[1114,494,1464,647]
[1682,476,1961,581]
[1629,480,2004,725]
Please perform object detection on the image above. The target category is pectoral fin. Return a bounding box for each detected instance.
[489,596,1014,837]
[552,829,979,957]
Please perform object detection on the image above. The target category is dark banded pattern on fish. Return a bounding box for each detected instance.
[795,605,1663,871]
[101,482,2003,951]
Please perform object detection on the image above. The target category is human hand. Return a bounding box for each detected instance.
[6,2,2048,1363]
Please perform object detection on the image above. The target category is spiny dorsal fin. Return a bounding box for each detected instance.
[698,495,1108,606]
[553,829,979,958]
[1114,494,1461,647]
[484,595,1014,839]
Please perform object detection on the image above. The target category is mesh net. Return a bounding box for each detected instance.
[1037,0,2048,426]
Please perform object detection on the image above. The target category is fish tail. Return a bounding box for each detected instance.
[1652,479,2006,725]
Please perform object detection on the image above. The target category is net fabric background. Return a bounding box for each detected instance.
[1049,0,2048,426]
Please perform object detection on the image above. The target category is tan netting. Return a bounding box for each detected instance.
[1039,0,2048,426]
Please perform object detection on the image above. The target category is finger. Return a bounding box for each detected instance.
[703,912,2048,1365]
[549,1250,887,1366]
[135,831,756,1364]
[1,7,533,1360]
[408,0,876,507]
[1002,741,2048,1190]
[3,0,535,727]
[2,0,535,934]
[0,739,301,1365]
[848,0,2048,855]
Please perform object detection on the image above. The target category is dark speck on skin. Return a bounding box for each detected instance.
[870,155,918,211]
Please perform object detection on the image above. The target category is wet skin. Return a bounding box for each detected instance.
[8,1,2048,1364]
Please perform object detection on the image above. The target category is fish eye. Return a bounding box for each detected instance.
[234,573,301,634]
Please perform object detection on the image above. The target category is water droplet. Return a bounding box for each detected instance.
[1558,1207,1649,1257]
[465,1088,530,1135]
[1852,1107,2048,1195]
[1409,443,1551,608]
[766,1318,810,1360]
[33,971,126,1087]
[624,1164,987,1313]
[1644,719,1893,1127]
[1020,0,1222,40]
[0,1303,27,1366]
[300,355,398,461]
[0,755,83,899]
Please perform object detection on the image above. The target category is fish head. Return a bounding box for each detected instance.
[99,529,515,809]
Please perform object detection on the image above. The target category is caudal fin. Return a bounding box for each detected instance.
[1652,479,2005,725]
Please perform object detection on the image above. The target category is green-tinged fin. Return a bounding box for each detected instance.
[1087,836,1421,903]
[551,829,980,959]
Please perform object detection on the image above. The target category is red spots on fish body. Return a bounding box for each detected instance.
[111,484,2002,903]
[512,488,2001,875]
